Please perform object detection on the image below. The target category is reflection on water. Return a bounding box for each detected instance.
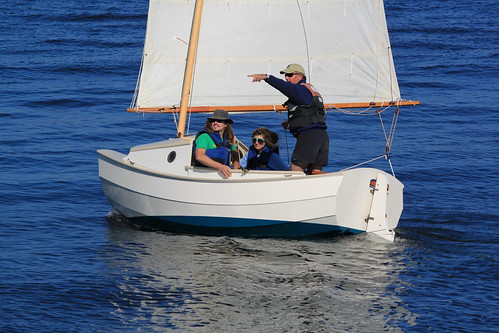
[102,216,417,332]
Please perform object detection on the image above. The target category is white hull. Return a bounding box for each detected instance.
[98,138,403,241]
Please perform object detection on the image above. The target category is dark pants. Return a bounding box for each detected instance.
[291,128,329,168]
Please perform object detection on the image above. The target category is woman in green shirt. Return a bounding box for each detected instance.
[194,109,239,178]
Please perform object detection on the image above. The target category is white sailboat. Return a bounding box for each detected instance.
[98,0,419,241]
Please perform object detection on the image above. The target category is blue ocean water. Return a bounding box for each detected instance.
[1,0,498,331]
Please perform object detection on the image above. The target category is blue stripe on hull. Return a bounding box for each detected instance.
[128,215,364,237]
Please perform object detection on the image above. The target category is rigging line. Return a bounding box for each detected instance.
[295,0,311,80]
[380,106,400,177]
[387,156,396,177]
[182,50,199,136]
[388,46,395,101]
[340,154,386,172]
[391,103,401,137]
[377,103,389,147]
[386,111,395,150]
[340,108,376,115]
[336,103,400,174]
[378,109,389,142]
[387,106,400,151]
[130,52,146,110]
[186,56,199,136]
[327,103,382,115]
[377,110,391,162]
[170,107,179,129]
[382,105,399,151]
[275,105,291,165]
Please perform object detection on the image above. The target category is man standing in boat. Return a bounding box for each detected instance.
[248,64,329,174]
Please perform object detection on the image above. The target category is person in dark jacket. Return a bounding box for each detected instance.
[248,64,329,174]
[239,127,288,171]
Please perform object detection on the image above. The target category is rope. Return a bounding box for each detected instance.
[334,102,401,177]
[185,55,199,136]
[170,106,179,130]
[275,105,291,165]
[295,0,311,81]
[272,101,401,174]
[326,101,394,116]
[340,154,386,172]
[130,52,145,111]
[387,155,395,177]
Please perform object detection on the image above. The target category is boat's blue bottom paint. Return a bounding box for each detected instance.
[126,215,363,237]
[160,215,291,228]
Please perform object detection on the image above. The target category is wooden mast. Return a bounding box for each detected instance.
[177,0,204,138]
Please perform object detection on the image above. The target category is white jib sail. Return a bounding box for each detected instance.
[135,0,400,109]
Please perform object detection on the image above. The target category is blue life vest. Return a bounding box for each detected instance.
[246,145,279,170]
[194,131,231,167]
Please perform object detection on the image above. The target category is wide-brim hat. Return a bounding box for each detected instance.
[280,63,305,76]
[207,109,233,124]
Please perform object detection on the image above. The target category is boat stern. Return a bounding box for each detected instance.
[336,168,404,241]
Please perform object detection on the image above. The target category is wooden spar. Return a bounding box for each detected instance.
[127,100,421,113]
[177,0,204,138]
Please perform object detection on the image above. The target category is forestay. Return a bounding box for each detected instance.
[133,0,400,110]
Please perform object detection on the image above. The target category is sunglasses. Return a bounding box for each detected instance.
[252,137,266,144]
[210,119,226,124]
[284,73,296,77]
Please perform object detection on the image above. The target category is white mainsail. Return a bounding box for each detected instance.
[134,0,400,110]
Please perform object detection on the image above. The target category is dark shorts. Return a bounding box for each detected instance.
[291,128,329,167]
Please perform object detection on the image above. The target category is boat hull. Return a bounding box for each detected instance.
[98,138,403,240]
[116,214,352,237]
